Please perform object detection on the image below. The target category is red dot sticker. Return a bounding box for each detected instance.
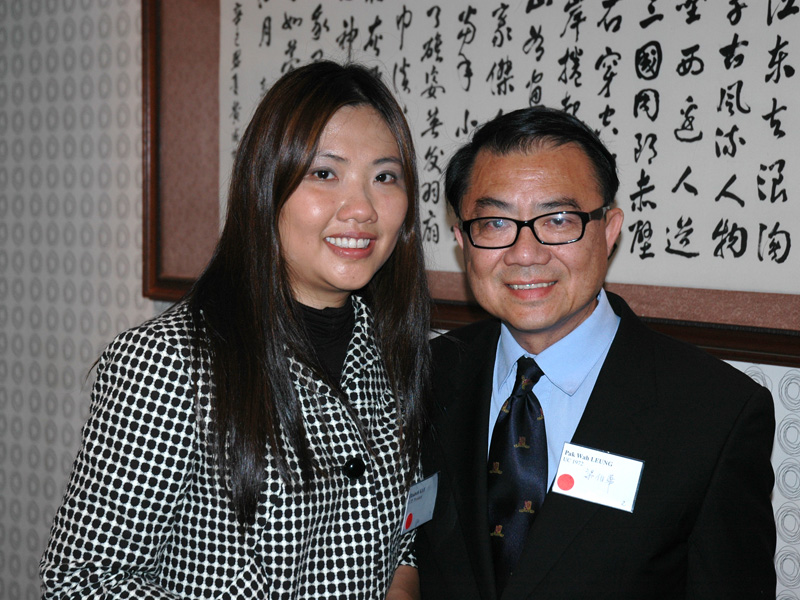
[405,513,414,530]
[557,474,575,491]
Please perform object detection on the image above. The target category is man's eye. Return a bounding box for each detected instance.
[543,214,572,228]
[483,219,508,231]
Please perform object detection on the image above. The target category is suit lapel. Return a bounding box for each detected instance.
[503,295,658,599]
[433,322,500,600]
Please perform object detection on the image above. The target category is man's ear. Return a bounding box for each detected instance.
[453,224,465,251]
[604,207,624,258]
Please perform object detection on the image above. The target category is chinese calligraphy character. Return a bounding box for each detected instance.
[717,80,750,116]
[719,33,749,70]
[757,160,788,202]
[629,169,657,211]
[762,99,787,138]
[674,96,703,142]
[715,174,745,207]
[526,69,544,105]
[523,25,545,61]
[595,47,621,98]
[758,222,791,263]
[712,219,748,258]
[628,220,655,259]
[677,44,705,76]
[311,5,329,42]
[260,16,272,47]
[635,41,662,80]
[422,210,440,243]
[392,57,411,95]
[597,0,623,33]
[561,0,586,42]
[715,124,746,157]
[336,16,359,57]
[421,107,444,139]
[633,89,660,121]
[640,0,664,28]
[395,5,412,50]
[455,109,479,138]
[363,16,384,56]
[767,0,799,26]
[634,133,658,164]
[487,57,515,95]
[492,4,512,48]
[665,217,701,258]
[765,35,795,83]
[558,47,583,88]
[727,0,747,25]
[671,166,698,196]
[676,0,706,25]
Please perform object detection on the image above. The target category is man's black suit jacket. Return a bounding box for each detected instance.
[416,292,776,599]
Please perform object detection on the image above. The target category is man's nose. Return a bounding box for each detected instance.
[503,225,550,265]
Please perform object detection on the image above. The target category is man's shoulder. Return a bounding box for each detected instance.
[430,318,500,358]
[610,292,766,395]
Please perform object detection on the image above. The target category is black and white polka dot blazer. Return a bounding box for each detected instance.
[40,296,414,599]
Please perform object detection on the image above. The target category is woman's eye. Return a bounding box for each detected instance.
[311,169,333,180]
[375,172,398,183]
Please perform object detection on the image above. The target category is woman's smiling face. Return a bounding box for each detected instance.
[279,105,409,309]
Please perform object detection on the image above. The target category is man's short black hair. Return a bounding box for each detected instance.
[444,106,619,218]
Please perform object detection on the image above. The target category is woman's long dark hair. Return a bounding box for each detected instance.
[185,61,430,526]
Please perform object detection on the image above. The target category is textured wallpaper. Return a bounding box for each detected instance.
[0,1,162,597]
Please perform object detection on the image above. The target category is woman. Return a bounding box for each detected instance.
[40,61,429,599]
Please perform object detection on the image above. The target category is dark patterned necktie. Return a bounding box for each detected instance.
[487,356,547,593]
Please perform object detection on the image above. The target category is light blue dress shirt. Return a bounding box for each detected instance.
[488,288,620,489]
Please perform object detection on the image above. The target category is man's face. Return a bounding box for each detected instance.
[455,143,624,354]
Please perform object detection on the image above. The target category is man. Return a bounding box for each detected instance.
[415,107,775,599]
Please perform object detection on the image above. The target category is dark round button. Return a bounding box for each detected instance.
[343,456,366,480]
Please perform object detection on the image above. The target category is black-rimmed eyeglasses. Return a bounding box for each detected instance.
[460,207,609,249]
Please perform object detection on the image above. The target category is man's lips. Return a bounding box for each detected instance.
[507,281,556,290]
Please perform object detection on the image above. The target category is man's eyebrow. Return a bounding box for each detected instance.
[470,196,582,214]
[472,197,513,212]
[539,197,581,211]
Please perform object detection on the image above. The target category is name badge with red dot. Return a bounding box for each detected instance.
[552,443,644,513]
[400,473,438,534]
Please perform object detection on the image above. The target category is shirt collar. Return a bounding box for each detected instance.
[496,288,620,396]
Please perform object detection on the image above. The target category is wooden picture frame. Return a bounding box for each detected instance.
[142,1,800,367]
[142,0,220,302]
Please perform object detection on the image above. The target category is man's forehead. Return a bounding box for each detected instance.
[462,145,601,212]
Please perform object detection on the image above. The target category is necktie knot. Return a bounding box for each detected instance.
[513,357,544,396]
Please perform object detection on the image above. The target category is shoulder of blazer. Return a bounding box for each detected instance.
[606,290,766,398]
[431,318,501,362]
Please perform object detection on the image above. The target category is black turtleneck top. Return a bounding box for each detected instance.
[298,298,355,384]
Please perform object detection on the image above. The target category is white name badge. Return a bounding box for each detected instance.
[552,443,644,512]
[400,473,438,534]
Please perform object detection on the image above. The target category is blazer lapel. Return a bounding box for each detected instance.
[433,323,500,600]
[503,297,658,599]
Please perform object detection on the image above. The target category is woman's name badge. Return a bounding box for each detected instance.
[400,473,438,534]
[552,443,644,513]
